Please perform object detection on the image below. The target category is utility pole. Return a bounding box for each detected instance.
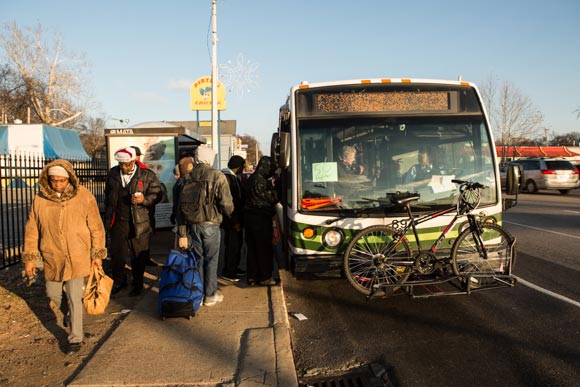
[211,0,219,167]
[544,127,550,146]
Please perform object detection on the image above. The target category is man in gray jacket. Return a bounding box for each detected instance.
[178,145,233,306]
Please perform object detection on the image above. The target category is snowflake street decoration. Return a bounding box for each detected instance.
[219,53,259,96]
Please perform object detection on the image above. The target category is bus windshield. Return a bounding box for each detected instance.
[297,116,497,214]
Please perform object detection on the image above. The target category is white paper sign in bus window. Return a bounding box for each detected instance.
[312,162,338,182]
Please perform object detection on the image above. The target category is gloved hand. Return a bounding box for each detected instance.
[178,237,189,249]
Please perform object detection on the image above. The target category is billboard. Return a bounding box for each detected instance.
[190,76,227,111]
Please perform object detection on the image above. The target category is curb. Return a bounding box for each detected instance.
[271,281,299,387]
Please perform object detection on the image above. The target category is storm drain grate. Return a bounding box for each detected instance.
[299,363,393,387]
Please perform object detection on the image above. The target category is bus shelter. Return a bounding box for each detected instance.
[105,123,205,228]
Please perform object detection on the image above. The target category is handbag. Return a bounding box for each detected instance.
[83,265,114,315]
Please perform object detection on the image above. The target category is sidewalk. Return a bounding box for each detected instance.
[69,230,298,387]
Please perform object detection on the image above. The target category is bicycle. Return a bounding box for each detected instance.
[343,180,516,299]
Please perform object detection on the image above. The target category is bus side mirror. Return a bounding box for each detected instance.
[505,164,522,195]
[271,132,290,169]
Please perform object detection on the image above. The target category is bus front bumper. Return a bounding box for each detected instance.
[292,254,344,278]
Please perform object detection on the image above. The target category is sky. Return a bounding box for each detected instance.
[2,0,580,153]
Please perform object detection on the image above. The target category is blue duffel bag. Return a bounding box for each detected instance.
[158,249,204,320]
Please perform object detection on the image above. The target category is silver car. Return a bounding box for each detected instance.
[503,158,579,194]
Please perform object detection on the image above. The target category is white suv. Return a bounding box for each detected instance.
[506,158,579,194]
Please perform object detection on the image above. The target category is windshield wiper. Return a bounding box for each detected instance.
[325,192,418,225]
[325,205,390,225]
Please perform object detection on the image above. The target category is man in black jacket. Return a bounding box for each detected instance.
[244,156,279,286]
[104,147,161,297]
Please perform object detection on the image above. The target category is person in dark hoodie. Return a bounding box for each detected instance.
[220,155,246,282]
[243,156,279,286]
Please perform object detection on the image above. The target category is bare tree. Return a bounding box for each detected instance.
[480,75,544,161]
[0,63,30,123]
[551,131,580,147]
[238,134,262,167]
[78,115,107,159]
[0,21,90,127]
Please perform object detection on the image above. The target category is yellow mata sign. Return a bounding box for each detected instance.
[190,76,227,111]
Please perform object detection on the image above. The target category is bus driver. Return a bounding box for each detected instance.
[337,145,364,177]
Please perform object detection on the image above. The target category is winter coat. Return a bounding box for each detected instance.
[244,156,279,216]
[104,164,161,238]
[22,159,107,282]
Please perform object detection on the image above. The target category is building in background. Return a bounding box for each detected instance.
[168,120,246,167]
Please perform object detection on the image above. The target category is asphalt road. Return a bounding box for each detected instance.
[284,189,580,387]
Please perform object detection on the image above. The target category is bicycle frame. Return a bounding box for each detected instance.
[388,203,462,261]
[403,205,461,254]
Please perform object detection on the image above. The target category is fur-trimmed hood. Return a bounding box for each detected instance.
[38,159,80,203]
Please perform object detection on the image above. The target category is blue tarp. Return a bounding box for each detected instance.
[42,125,90,161]
[0,124,90,161]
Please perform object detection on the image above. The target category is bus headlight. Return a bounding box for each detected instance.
[322,228,343,249]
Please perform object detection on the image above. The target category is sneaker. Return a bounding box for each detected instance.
[259,278,276,286]
[220,273,240,283]
[67,342,82,354]
[203,293,224,306]
[236,268,246,276]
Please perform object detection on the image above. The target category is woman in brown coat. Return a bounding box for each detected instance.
[22,159,107,353]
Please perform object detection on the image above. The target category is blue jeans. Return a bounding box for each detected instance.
[189,223,221,297]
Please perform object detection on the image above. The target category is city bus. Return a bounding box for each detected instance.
[271,78,519,279]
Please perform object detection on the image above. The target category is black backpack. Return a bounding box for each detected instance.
[179,175,205,224]
[178,167,216,224]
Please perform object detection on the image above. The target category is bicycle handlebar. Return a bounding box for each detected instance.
[451,179,487,190]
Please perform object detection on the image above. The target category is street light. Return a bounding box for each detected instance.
[110,118,130,127]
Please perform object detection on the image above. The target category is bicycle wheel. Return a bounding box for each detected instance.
[451,223,515,278]
[344,225,413,296]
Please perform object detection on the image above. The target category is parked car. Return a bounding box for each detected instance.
[500,158,579,194]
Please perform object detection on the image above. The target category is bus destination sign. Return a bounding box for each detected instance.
[315,91,450,113]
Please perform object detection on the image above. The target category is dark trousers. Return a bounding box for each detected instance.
[222,226,244,277]
[244,210,273,282]
[109,220,150,289]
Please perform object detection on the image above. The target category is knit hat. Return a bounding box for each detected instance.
[47,165,69,178]
[195,145,216,165]
[227,155,245,170]
[114,147,136,163]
